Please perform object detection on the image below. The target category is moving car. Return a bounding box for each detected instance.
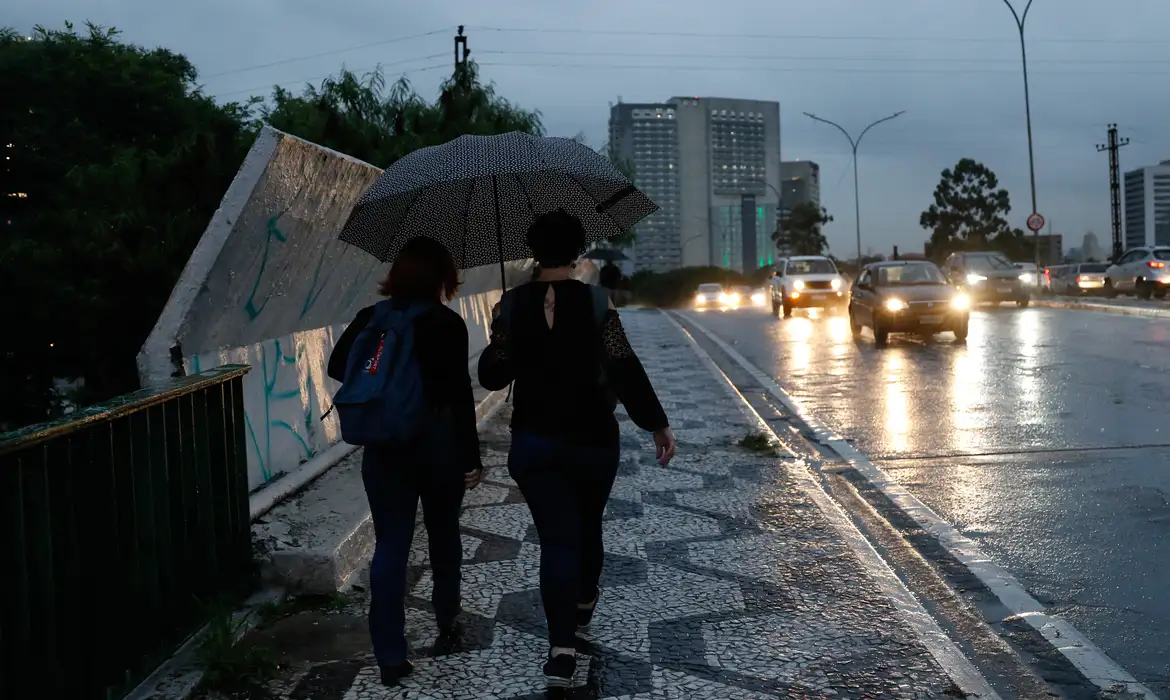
[727,285,767,308]
[942,251,1030,307]
[1103,246,1170,299]
[694,283,726,308]
[848,261,970,347]
[1014,262,1041,289]
[769,255,847,318]
[1049,263,1108,295]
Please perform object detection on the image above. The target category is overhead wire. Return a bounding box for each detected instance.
[467,24,1170,46]
[201,28,448,79]
[211,60,449,100]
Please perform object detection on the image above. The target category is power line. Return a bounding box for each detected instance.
[476,48,1170,67]
[211,62,449,100]
[474,59,1170,76]
[201,28,448,79]
[468,24,1170,46]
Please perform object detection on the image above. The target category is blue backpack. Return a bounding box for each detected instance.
[333,300,433,446]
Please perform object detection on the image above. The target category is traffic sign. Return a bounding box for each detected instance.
[1026,213,1045,232]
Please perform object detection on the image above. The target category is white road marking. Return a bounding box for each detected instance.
[664,311,1002,700]
[675,310,1159,700]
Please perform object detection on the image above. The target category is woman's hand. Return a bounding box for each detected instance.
[653,427,677,466]
[464,467,484,490]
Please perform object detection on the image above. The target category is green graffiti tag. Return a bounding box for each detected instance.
[244,216,288,320]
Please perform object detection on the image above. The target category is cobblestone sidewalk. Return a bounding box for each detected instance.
[222,310,970,700]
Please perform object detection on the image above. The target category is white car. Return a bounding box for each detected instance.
[1104,246,1170,299]
[769,256,848,318]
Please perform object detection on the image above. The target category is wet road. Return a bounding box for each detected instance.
[680,304,1170,694]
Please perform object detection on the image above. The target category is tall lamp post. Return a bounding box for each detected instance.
[1000,0,1040,271]
[803,111,905,265]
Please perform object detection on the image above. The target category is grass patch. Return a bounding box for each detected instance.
[739,431,781,457]
[195,604,278,692]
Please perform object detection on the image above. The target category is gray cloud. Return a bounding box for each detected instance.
[9,0,1170,255]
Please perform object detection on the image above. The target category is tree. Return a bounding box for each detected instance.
[0,23,255,429]
[919,158,1025,258]
[0,25,544,430]
[775,202,832,256]
[261,61,543,168]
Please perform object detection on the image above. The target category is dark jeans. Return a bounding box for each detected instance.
[508,431,620,648]
[361,443,465,667]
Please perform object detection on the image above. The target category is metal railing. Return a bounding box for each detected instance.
[0,365,253,699]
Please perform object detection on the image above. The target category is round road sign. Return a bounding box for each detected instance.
[1026,213,1045,232]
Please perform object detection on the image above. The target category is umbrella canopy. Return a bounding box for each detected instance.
[338,132,658,273]
[584,247,630,263]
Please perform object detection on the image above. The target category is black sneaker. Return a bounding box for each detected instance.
[576,596,598,633]
[543,651,576,688]
[379,660,414,687]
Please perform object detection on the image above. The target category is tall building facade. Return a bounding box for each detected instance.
[1123,161,1170,249]
[779,160,820,213]
[607,103,682,272]
[670,97,782,273]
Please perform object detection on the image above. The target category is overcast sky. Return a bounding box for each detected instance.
[11,0,1170,256]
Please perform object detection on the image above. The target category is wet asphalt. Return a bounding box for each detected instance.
[678,302,1170,694]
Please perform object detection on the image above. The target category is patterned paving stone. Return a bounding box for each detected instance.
[233,310,965,699]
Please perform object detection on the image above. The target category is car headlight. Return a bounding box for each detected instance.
[793,279,805,290]
[830,278,842,290]
[966,273,987,284]
[1019,273,1034,283]
[751,292,765,305]
[695,293,706,303]
[885,297,906,312]
[951,293,970,310]
[727,293,740,303]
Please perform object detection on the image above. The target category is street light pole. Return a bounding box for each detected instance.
[1000,0,1040,272]
[803,111,905,265]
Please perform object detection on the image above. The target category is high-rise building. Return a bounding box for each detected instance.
[780,160,820,213]
[607,102,682,272]
[608,96,782,274]
[668,97,782,273]
[1123,161,1170,249]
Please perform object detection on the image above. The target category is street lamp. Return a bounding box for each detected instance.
[803,111,905,265]
[1000,0,1040,271]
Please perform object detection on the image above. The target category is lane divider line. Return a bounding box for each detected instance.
[672,309,1159,700]
[662,311,1002,700]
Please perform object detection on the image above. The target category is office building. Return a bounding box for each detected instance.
[780,160,820,213]
[1033,234,1063,266]
[668,97,782,273]
[1123,161,1170,249]
[607,102,682,272]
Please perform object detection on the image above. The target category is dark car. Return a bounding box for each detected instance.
[942,251,1030,307]
[848,261,970,347]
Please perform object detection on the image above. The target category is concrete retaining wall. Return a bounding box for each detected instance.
[138,127,551,490]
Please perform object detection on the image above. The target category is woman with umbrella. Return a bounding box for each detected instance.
[338,131,672,688]
[478,210,676,687]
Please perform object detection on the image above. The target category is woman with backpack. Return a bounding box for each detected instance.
[477,210,677,688]
[327,236,483,687]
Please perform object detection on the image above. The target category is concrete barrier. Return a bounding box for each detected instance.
[138,127,588,492]
[1032,297,1170,319]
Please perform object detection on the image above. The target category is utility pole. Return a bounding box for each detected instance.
[1096,123,1130,261]
[454,25,470,70]
[999,1,1040,278]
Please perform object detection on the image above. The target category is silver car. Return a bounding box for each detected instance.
[1050,263,1108,295]
[1104,246,1170,298]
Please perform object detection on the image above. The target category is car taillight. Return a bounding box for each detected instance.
[1076,275,1082,283]
[1044,269,1051,282]
[1149,261,1166,269]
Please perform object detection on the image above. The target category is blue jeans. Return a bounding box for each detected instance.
[508,431,620,648]
[361,441,465,667]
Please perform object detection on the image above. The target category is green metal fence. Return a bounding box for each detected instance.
[0,365,253,699]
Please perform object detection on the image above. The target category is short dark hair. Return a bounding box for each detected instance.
[377,237,459,301]
[526,209,586,268]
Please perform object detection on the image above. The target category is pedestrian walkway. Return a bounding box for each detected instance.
[215,310,975,700]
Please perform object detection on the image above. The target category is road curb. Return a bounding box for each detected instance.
[664,310,1003,700]
[1033,298,1170,319]
[674,310,1160,700]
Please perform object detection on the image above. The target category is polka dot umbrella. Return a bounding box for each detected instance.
[338,131,659,285]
